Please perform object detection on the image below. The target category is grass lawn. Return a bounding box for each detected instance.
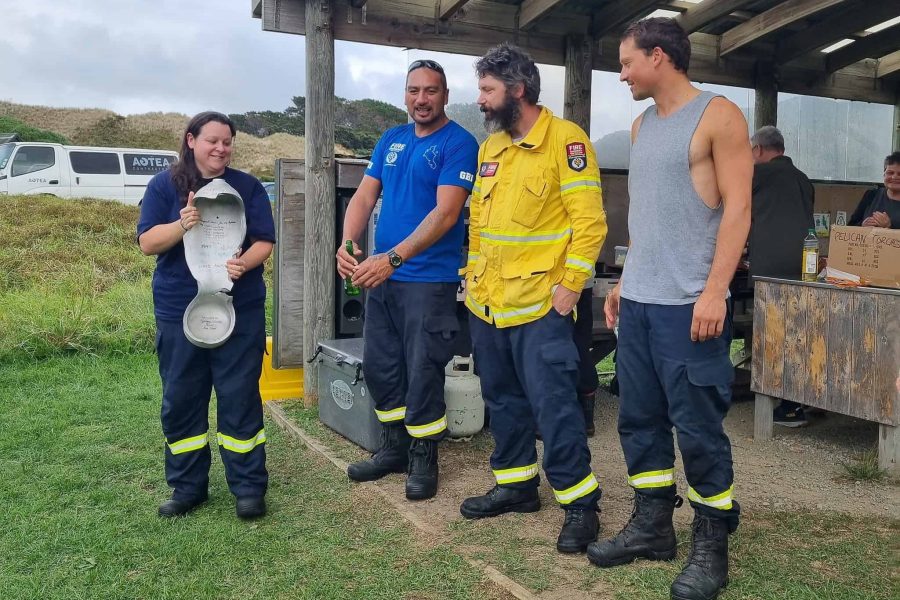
[0,354,499,599]
[2,194,898,599]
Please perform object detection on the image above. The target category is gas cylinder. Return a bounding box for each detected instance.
[444,356,484,438]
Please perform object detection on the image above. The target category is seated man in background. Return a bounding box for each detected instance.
[748,125,814,427]
[849,151,900,229]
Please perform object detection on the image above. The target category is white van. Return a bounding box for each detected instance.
[0,142,178,205]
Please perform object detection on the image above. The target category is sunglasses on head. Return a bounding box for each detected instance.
[408,59,445,74]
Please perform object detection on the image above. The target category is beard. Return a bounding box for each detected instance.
[481,91,521,134]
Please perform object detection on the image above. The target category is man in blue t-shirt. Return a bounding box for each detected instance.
[336,59,478,501]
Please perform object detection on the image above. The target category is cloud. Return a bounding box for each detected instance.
[0,0,755,141]
[0,0,305,115]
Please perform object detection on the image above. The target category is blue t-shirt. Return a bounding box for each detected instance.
[365,120,478,282]
[137,167,276,322]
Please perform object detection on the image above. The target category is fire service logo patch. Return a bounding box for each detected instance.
[566,142,587,172]
[479,162,499,177]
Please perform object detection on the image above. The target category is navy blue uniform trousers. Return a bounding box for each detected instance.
[156,306,268,501]
[573,289,600,395]
[617,298,739,528]
[363,280,459,440]
[470,310,600,509]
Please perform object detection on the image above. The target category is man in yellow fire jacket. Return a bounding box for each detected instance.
[460,43,608,555]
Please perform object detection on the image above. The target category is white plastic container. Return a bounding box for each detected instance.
[444,356,484,438]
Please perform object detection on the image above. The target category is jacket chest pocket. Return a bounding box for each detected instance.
[512,171,550,228]
[471,177,497,229]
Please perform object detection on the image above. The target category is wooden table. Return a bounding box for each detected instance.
[751,277,900,474]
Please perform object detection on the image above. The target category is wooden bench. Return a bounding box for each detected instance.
[751,277,899,474]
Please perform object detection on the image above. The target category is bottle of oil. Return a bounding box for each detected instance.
[344,240,361,296]
[801,228,818,282]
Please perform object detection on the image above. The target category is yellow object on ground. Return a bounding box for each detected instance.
[259,337,303,402]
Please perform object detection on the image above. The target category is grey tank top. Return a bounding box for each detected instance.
[621,91,722,305]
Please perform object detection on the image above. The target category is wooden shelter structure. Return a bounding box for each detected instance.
[251,0,900,402]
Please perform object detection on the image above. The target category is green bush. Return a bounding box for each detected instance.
[0,194,275,362]
[71,115,176,150]
[0,195,156,362]
[0,115,69,144]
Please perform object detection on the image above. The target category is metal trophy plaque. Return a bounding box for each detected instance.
[182,179,247,348]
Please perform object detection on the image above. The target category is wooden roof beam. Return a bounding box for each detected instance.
[591,0,660,38]
[437,0,470,21]
[720,0,848,56]
[519,0,567,30]
[776,0,900,65]
[826,27,900,74]
[676,0,758,34]
[876,50,900,78]
[251,0,262,17]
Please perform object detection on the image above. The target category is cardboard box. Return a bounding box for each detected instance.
[827,226,900,289]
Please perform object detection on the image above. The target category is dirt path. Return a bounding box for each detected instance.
[274,391,898,599]
[385,392,897,530]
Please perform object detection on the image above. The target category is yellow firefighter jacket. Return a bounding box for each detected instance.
[463,107,607,328]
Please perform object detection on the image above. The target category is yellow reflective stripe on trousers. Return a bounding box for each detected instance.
[406,415,447,438]
[493,463,539,484]
[565,254,594,275]
[628,468,675,489]
[687,485,734,510]
[479,228,572,246]
[217,429,266,453]
[167,432,209,455]
[553,472,599,505]
[375,406,406,423]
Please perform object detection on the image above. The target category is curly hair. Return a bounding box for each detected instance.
[475,43,541,104]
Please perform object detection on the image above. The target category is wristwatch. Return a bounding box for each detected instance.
[387,250,403,269]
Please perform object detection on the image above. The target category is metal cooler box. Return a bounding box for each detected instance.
[314,338,381,452]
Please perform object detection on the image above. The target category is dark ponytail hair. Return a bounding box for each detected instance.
[171,111,236,203]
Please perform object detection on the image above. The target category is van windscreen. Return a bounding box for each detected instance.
[124,153,175,175]
[0,143,13,171]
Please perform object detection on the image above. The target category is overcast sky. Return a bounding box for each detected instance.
[1,0,759,140]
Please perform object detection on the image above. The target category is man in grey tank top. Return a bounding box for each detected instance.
[585,19,752,600]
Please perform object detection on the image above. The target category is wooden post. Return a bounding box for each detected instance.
[563,35,593,134]
[304,0,336,405]
[754,62,778,130]
[879,424,900,475]
[893,101,899,152]
[754,393,775,440]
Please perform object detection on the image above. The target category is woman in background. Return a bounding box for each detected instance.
[848,151,900,229]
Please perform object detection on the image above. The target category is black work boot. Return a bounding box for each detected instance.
[460,485,541,519]
[587,492,681,567]
[670,513,730,600]
[557,507,600,553]
[158,494,207,518]
[580,391,596,436]
[236,495,266,520]
[405,438,438,500]
[347,424,410,482]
